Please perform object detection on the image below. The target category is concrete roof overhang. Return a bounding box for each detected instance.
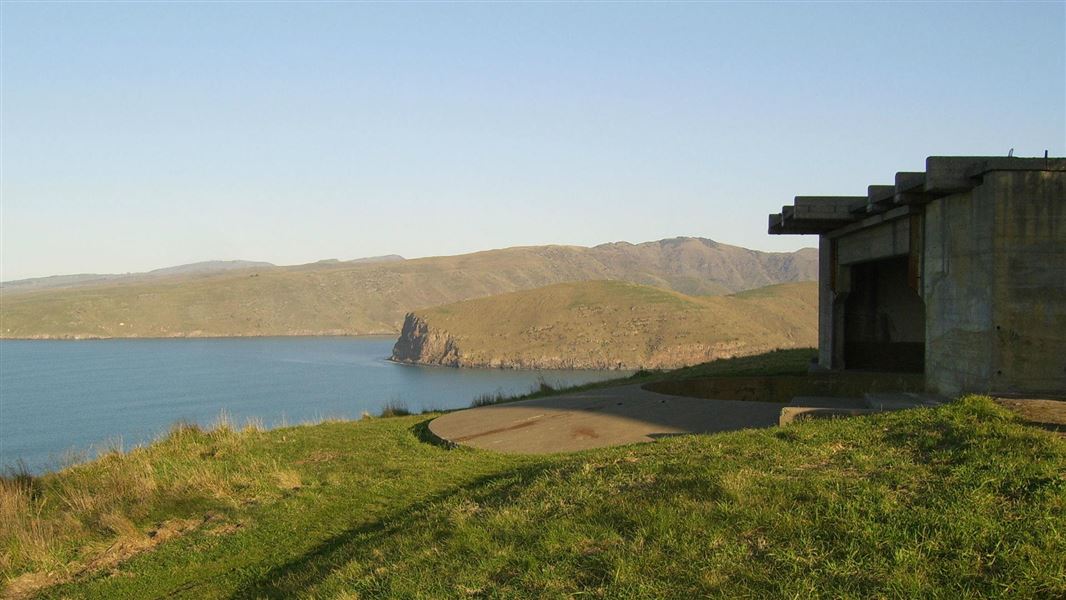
[768,155,1066,236]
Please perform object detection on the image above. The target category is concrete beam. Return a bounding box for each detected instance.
[767,213,783,234]
[771,196,866,235]
[853,185,898,216]
[964,157,1066,178]
[827,205,917,240]
[924,156,989,194]
[793,196,866,221]
[894,171,929,205]
[925,156,1066,194]
[868,185,896,207]
[772,196,866,235]
[766,154,1066,238]
[770,215,848,235]
[836,217,911,264]
[895,171,925,191]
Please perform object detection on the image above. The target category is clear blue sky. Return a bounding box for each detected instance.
[2,2,1063,281]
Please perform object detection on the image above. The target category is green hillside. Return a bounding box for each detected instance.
[0,238,815,339]
[2,352,1062,597]
[393,280,818,369]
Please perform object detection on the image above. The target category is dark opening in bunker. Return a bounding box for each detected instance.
[844,256,925,372]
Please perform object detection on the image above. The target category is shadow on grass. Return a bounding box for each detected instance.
[409,418,458,450]
[227,461,558,599]
[453,348,818,410]
[1020,420,1066,435]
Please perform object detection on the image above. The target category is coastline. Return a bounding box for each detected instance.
[385,355,638,372]
[0,332,400,341]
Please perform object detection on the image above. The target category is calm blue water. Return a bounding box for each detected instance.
[0,337,623,473]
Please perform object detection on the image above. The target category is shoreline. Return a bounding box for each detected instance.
[0,332,400,343]
[386,356,638,373]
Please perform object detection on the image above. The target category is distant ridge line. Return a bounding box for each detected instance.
[0,237,817,340]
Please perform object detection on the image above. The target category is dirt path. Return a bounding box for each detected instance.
[428,384,782,454]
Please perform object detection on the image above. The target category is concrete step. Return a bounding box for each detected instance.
[787,396,867,409]
[864,392,947,410]
[780,393,947,426]
[779,396,877,425]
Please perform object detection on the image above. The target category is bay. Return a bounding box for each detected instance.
[0,337,623,473]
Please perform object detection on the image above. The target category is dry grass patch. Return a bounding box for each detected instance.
[273,469,303,492]
[0,420,283,588]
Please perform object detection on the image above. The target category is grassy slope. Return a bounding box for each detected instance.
[2,353,1063,598]
[405,280,818,369]
[0,239,815,339]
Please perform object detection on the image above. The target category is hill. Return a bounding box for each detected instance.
[0,261,277,294]
[2,351,1062,597]
[0,238,816,339]
[0,256,409,295]
[143,260,276,277]
[392,280,818,369]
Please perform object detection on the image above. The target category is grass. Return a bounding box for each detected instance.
[0,419,281,586]
[0,351,815,586]
[471,390,509,407]
[378,400,412,417]
[300,396,1064,599]
[2,350,1062,598]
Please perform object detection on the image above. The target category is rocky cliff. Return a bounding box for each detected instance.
[391,313,462,367]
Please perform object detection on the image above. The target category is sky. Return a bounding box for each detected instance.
[1,2,1063,281]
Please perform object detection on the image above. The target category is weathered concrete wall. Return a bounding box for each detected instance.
[990,170,1066,395]
[817,235,834,369]
[923,170,1066,396]
[923,187,996,396]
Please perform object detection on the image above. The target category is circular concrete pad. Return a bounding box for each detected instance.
[429,384,783,454]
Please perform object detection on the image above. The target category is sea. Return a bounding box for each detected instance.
[0,337,623,473]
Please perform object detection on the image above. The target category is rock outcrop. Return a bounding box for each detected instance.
[391,313,462,367]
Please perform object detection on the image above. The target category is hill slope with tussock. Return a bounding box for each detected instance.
[0,238,815,339]
[392,280,818,370]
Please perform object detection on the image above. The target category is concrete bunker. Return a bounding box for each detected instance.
[769,155,1066,398]
[841,256,925,372]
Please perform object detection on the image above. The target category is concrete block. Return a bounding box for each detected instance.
[965,157,1066,178]
[794,196,866,216]
[925,156,989,193]
[895,171,925,193]
[779,406,880,425]
[787,396,868,409]
[836,218,910,265]
[778,396,875,425]
[864,392,947,410]
[894,172,930,204]
[868,185,896,209]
